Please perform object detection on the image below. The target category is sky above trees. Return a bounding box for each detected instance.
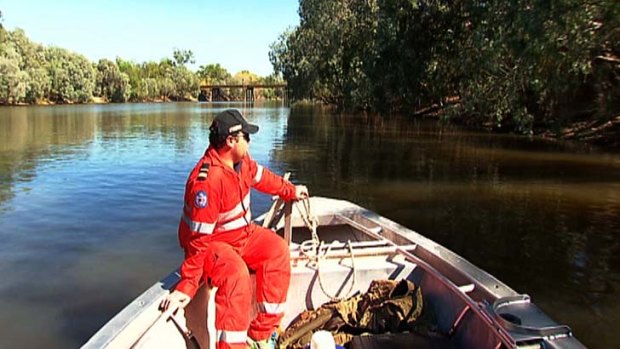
[0,0,299,76]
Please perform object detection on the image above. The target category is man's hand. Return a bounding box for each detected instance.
[295,185,309,200]
[160,290,191,312]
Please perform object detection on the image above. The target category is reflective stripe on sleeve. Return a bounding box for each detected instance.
[258,301,286,314]
[215,210,252,233]
[217,192,251,222]
[182,214,216,235]
[252,164,264,185]
[216,330,247,344]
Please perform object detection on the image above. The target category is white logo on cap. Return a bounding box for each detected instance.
[229,124,242,133]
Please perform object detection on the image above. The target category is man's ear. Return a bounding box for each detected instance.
[224,135,235,148]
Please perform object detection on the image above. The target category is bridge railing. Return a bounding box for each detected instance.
[199,84,288,102]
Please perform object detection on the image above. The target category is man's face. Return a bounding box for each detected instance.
[230,132,250,162]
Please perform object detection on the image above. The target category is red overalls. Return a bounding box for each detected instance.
[175,146,296,349]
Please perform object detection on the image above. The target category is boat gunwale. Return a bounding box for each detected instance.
[82,272,180,348]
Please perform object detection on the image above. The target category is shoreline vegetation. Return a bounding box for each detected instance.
[268,0,619,149]
[2,4,619,148]
[0,10,286,107]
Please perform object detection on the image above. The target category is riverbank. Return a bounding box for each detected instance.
[3,99,617,151]
[412,101,620,151]
[0,95,289,106]
[0,97,183,106]
[539,115,620,149]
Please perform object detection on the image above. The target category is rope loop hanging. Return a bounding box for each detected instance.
[295,197,356,301]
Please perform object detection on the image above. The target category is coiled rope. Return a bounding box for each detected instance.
[295,198,356,301]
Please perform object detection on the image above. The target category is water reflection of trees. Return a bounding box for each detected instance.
[0,104,204,211]
[0,106,97,211]
[96,105,199,155]
[276,105,620,315]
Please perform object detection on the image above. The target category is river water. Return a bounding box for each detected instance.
[0,102,618,348]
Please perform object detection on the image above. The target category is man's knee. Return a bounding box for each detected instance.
[258,227,289,257]
[208,246,251,287]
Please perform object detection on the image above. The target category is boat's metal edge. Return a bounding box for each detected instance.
[356,207,519,298]
[81,271,180,348]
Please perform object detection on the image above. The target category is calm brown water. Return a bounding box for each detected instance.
[0,102,618,348]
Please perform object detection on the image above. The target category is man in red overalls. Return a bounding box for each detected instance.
[161,109,308,349]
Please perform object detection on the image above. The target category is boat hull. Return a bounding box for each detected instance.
[83,197,585,349]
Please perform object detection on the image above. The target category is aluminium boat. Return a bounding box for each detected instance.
[83,197,585,349]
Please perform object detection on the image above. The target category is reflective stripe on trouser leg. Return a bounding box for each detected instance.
[205,242,252,349]
[215,341,246,349]
[215,330,247,349]
[241,225,291,340]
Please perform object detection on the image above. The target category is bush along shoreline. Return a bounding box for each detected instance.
[0,25,285,105]
[270,0,619,148]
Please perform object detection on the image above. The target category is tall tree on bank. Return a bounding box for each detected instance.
[172,48,195,66]
[197,63,232,84]
[269,1,378,109]
[96,59,130,102]
[45,46,96,103]
[271,0,620,134]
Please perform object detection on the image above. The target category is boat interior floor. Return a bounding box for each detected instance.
[350,332,456,349]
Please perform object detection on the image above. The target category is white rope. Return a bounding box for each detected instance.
[295,198,356,301]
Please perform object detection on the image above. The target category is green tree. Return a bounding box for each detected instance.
[44,46,95,103]
[141,61,162,79]
[260,73,286,99]
[159,77,175,101]
[133,77,159,100]
[0,11,5,43]
[96,59,128,102]
[0,27,46,104]
[270,0,378,108]
[115,58,143,100]
[270,29,316,102]
[0,56,27,104]
[173,48,195,66]
[271,0,620,134]
[170,66,199,100]
[197,63,231,84]
[25,66,50,103]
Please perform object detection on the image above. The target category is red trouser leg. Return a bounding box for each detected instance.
[215,341,246,349]
[205,242,252,349]
[241,224,291,341]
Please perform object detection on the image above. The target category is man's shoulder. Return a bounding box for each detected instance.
[242,153,260,168]
[188,162,225,188]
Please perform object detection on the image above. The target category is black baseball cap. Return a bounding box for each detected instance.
[210,109,259,136]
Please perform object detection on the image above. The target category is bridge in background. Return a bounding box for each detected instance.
[199,83,288,102]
